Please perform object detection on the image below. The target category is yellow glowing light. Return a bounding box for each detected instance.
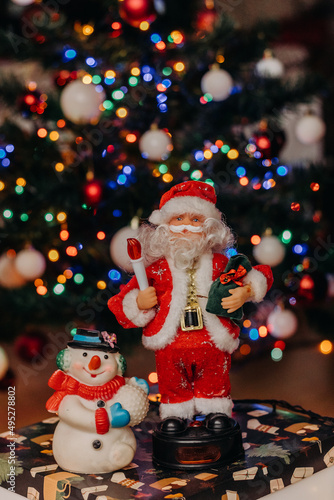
[203,149,213,160]
[55,162,65,172]
[82,24,94,36]
[126,133,137,143]
[49,131,59,141]
[162,173,173,183]
[37,128,48,138]
[16,178,26,187]
[259,326,268,337]
[36,285,48,296]
[243,319,251,328]
[105,70,116,78]
[34,278,43,287]
[82,75,92,84]
[97,231,106,240]
[131,67,140,76]
[152,168,161,177]
[140,21,150,31]
[173,61,185,72]
[239,177,249,186]
[320,340,333,355]
[171,30,183,44]
[156,41,166,51]
[310,182,320,192]
[216,54,225,63]
[60,230,69,241]
[57,212,67,223]
[57,119,66,128]
[28,81,37,91]
[57,275,67,284]
[97,280,107,290]
[148,372,159,384]
[48,249,59,262]
[64,269,73,279]
[0,181,5,191]
[251,235,261,245]
[227,149,239,160]
[116,107,128,118]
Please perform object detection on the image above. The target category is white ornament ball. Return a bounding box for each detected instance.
[60,80,105,125]
[0,254,26,289]
[295,115,326,145]
[253,235,285,267]
[10,0,35,5]
[139,128,173,161]
[255,56,284,79]
[267,308,298,339]
[15,248,46,281]
[110,226,139,272]
[116,384,149,426]
[0,347,9,381]
[200,68,233,101]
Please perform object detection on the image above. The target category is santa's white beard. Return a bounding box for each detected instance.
[138,218,234,270]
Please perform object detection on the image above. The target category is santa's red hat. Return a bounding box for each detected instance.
[149,181,222,225]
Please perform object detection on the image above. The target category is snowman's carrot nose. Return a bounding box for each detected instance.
[88,355,101,370]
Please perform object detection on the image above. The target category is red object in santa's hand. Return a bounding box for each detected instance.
[127,238,142,260]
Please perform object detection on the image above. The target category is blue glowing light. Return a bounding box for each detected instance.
[108,181,117,189]
[264,171,273,179]
[95,85,104,93]
[143,73,153,82]
[277,165,288,176]
[0,149,6,159]
[2,159,10,167]
[77,243,83,250]
[263,180,271,190]
[64,49,77,60]
[194,151,204,162]
[159,103,168,112]
[151,34,161,43]
[123,165,132,175]
[117,174,127,185]
[254,151,262,159]
[226,248,238,257]
[113,209,122,217]
[293,244,308,255]
[108,269,121,281]
[249,328,259,341]
[5,145,14,153]
[210,145,219,153]
[142,65,151,73]
[162,79,171,88]
[86,57,97,67]
[104,77,115,85]
[157,93,167,103]
[236,166,246,178]
[102,149,107,158]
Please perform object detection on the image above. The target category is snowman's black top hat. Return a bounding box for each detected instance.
[67,328,120,353]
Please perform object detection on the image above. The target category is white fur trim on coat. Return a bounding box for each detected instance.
[195,397,233,417]
[142,258,188,351]
[160,399,195,419]
[142,253,240,353]
[243,268,268,303]
[149,196,221,225]
[122,289,156,327]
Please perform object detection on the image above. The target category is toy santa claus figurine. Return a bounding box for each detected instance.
[108,181,273,431]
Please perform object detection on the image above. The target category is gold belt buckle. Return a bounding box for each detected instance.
[180,304,203,331]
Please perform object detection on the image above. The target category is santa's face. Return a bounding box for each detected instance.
[67,347,119,386]
[168,213,205,240]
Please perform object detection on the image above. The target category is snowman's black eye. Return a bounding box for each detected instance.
[104,354,108,360]
[82,352,87,357]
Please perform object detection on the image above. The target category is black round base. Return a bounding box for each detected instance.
[152,414,244,471]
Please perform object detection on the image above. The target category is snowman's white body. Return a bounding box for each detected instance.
[48,345,149,474]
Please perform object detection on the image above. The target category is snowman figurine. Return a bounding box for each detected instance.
[46,328,149,474]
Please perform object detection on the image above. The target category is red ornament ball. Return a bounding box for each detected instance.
[83,180,103,205]
[15,332,47,362]
[119,0,157,27]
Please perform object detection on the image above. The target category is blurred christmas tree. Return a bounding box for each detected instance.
[0,0,333,358]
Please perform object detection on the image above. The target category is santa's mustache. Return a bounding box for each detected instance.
[169,225,203,234]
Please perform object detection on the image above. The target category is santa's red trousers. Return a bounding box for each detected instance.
[154,327,231,405]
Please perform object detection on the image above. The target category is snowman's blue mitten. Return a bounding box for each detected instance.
[110,402,130,428]
[133,377,149,395]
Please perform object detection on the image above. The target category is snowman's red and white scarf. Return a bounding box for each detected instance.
[46,370,126,434]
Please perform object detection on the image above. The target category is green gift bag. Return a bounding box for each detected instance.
[206,254,252,322]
